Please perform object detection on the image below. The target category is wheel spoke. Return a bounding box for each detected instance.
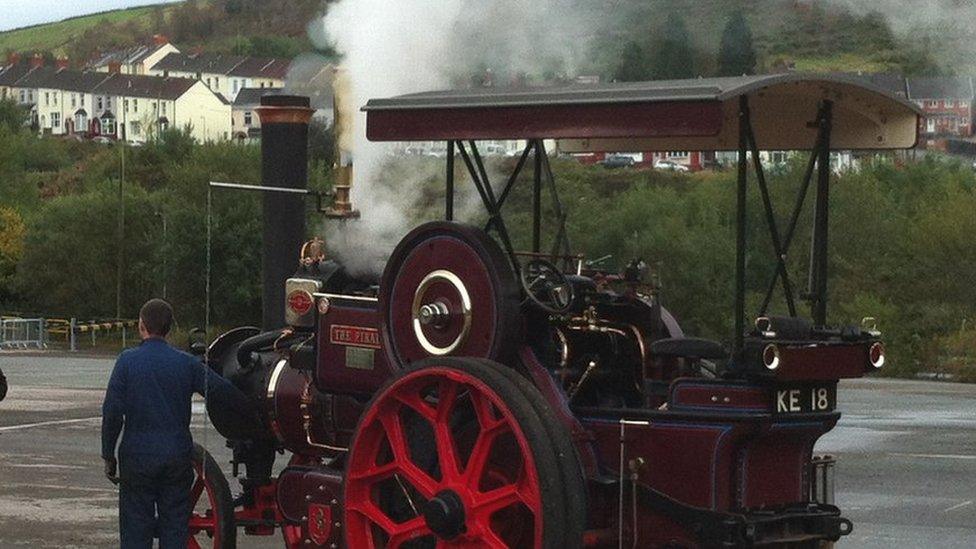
[188,513,216,531]
[472,484,521,515]
[397,459,440,499]
[189,476,205,506]
[378,410,409,463]
[481,529,510,549]
[469,390,504,433]
[187,536,202,549]
[462,422,505,487]
[387,516,432,548]
[395,391,437,422]
[347,461,398,482]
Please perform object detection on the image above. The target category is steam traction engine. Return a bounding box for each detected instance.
[190,75,920,548]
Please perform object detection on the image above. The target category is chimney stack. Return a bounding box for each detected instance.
[152,34,169,46]
[256,95,314,329]
[55,57,69,70]
[6,52,20,66]
[108,61,122,74]
[29,53,44,69]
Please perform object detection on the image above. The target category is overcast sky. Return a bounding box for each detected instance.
[0,0,182,32]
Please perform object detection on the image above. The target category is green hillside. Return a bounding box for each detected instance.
[0,0,955,77]
[0,4,177,56]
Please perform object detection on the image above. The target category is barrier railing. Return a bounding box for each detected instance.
[47,318,138,351]
[0,318,46,350]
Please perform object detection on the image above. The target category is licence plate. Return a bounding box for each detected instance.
[774,384,836,414]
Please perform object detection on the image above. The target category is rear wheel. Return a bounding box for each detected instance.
[344,358,569,548]
[189,443,237,549]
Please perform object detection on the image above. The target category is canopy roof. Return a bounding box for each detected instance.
[364,74,921,151]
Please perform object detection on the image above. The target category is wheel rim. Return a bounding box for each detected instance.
[345,367,543,548]
[188,459,221,549]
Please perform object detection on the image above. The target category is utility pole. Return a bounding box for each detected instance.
[116,143,125,320]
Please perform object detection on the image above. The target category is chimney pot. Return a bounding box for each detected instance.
[108,61,122,74]
[30,53,44,69]
[55,57,69,70]
[6,52,21,66]
[152,34,169,46]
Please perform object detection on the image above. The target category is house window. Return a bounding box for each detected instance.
[134,99,138,113]
[53,93,57,106]
[97,97,103,110]
[130,121,141,136]
[27,90,32,102]
[215,77,219,89]
[45,92,50,106]
[162,102,167,115]
[124,99,129,113]
[927,118,936,133]
[946,99,955,108]
[206,77,212,88]
[925,100,937,109]
[103,118,116,134]
[244,111,252,126]
[260,82,265,88]
[71,94,76,108]
[667,151,689,158]
[153,102,157,112]
[19,90,25,102]
[51,112,61,128]
[80,95,85,107]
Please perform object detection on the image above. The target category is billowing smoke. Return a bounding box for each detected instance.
[308,0,595,277]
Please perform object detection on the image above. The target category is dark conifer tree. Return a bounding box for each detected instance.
[614,41,653,82]
[652,13,695,79]
[718,12,758,76]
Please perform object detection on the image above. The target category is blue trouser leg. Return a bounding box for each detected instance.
[119,459,158,549]
[156,459,193,548]
[119,455,193,549]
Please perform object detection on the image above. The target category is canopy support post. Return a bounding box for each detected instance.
[810,100,834,326]
[457,141,519,271]
[533,139,543,253]
[734,96,749,359]
[446,140,455,221]
[743,104,797,317]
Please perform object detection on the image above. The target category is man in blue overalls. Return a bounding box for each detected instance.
[101,299,233,548]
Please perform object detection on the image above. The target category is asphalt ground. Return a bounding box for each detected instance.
[0,353,974,548]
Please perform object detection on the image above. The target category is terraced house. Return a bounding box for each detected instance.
[2,65,231,143]
[148,52,289,101]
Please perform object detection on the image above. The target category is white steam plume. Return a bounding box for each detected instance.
[310,0,594,277]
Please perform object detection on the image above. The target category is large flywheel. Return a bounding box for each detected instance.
[379,222,521,367]
[343,358,584,548]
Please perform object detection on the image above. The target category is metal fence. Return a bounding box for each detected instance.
[0,318,46,350]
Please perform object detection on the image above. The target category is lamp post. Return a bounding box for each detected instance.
[154,210,167,300]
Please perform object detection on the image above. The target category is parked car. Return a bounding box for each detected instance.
[654,159,690,172]
[602,154,636,168]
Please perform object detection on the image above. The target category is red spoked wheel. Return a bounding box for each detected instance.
[344,359,571,548]
[189,443,237,549]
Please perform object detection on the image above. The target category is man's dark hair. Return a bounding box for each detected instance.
[139,299,174,337]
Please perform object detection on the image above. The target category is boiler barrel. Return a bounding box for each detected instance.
[256,95,314,329]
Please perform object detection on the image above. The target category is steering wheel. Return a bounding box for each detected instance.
[520,259,575,314]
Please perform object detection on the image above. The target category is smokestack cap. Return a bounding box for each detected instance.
[261,95,310,108]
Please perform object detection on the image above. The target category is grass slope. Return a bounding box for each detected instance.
[0,3,179,55]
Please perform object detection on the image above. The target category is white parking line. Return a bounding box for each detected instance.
[0,416,101,432]
[889,452,976,461]
[944,500,973,513]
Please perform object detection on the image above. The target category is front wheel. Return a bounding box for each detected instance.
[344,358,577,548]
[189,443,237,549]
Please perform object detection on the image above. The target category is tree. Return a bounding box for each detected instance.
[0,98,28,132]
[614,41,653,82]
[718,12,757,76]
[652,13,695,80]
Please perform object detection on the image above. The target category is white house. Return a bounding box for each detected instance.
[149,52,288,101]
[14,67,112,136]
[88,36,179,75]
[91,73,232,143]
